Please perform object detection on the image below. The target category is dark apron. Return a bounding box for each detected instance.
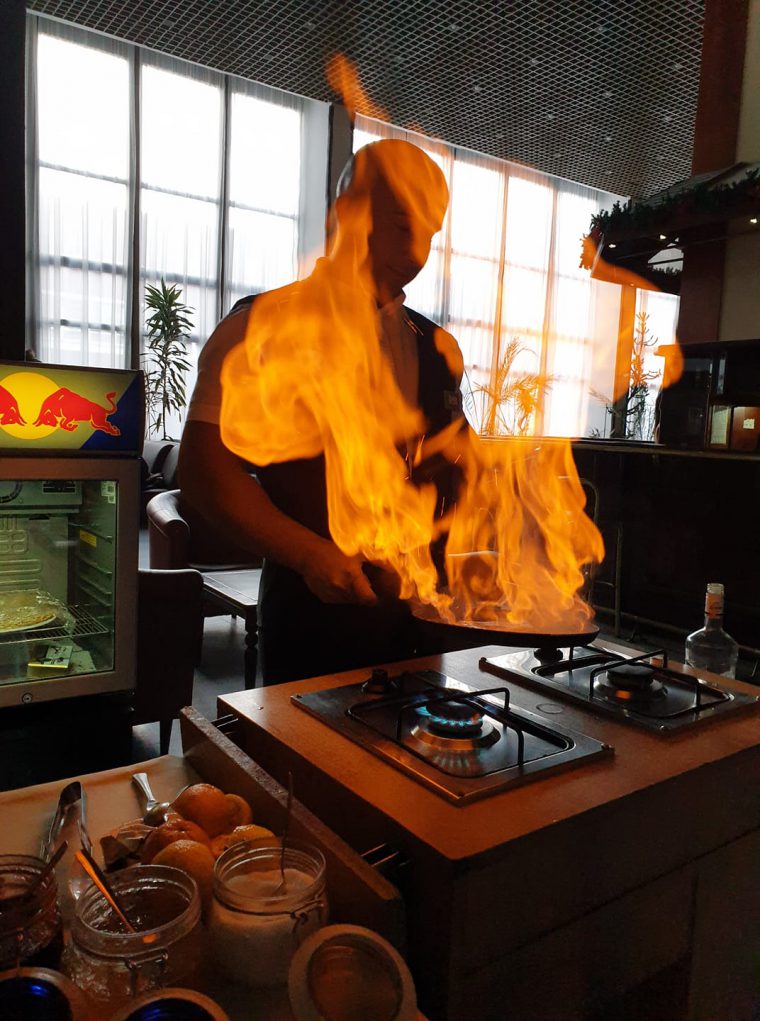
[228,296,465,683]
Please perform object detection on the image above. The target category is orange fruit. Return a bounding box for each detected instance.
[152,840,215,910]
[224,793,253,829]
[172,784,232,838]
[140,818,212,864]
[210,824,278,859]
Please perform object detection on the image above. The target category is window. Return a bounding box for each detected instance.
[30,15,311,439]
[35,28,130,367]
[226,88,302,310]
[353,116,635,438]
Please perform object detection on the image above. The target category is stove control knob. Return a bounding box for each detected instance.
[362,668,394,695]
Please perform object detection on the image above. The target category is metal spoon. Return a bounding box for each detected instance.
[74,848,157,945]
[131,772,172,826]
[276,772,294,893]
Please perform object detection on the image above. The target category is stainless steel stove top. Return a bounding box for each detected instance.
[481,643,759,733]
[292,667,612,805]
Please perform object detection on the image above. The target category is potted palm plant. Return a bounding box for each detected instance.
[143,279,193,440]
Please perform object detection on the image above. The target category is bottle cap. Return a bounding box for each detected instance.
[705,583,724,616]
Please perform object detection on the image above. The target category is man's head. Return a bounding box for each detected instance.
[334,140,449,302]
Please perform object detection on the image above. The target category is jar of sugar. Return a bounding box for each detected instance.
[208,842,328,988]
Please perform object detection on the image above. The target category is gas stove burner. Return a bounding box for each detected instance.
[419,699,484,737]
[295,669,613,803]
[411,700,499,754]
[595,661,667,703]
[482,641,758,733]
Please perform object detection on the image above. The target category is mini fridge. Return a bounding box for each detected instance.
[0,361,143,708]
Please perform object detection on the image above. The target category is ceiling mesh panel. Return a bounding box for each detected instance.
[27,0,705,197]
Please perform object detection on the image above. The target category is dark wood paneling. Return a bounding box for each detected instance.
[677,237,726,345]
[573,443,760,648]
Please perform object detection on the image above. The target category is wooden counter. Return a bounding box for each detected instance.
[221,646,760,1021]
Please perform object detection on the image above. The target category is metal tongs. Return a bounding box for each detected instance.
[40,780,92,861]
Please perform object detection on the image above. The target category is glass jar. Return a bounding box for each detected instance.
[0,855,63,971]
[62,865,202,1011]
[208,842,328,988]
[110,986,230,1021]
[0,967,91,1021]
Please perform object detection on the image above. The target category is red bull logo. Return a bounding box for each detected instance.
[0,372,121,443]
[0,385,26,426]
[33,388,120,436]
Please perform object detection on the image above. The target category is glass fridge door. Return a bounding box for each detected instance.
[0,461,137,705]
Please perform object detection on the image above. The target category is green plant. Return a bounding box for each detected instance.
[143,279,193,440]
[591,311,660,441]
[471,337,553,436]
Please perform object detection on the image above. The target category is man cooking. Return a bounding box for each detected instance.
[178,139,467,683]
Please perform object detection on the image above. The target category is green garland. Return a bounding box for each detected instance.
[587,167,760,240]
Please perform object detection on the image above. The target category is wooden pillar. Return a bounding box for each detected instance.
[691,0,750,175]
[678,0,750,345]
[0,0,27,361]
[611,286,637,438]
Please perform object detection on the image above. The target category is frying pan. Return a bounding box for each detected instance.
[411,603,600,650]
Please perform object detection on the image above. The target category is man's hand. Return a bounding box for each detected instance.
[300,541,378,605]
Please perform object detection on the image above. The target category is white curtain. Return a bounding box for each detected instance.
[225,78,303,313]
[29,13,308,440]
[32,18,132,368]
[354,115,628,438]
[139,52,225,438]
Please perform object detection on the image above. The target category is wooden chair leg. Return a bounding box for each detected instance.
[159,718,173,755]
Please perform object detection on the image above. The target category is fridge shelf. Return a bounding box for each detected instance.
[0,606,112,649]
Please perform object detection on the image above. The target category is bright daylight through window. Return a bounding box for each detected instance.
[30,16,678,441]
[355,116,679,439]
[31,18,303,438]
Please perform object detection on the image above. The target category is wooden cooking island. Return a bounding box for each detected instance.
[220,646,760,1021]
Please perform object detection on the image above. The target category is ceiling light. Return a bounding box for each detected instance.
[751,218,758,225]
[659,234,667,240]
[608,243,617,249]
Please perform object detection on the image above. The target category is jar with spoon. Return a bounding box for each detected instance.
[61,863,203,1011]
[208,840,328,988]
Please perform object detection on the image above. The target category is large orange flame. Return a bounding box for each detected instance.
[219,58,604,635]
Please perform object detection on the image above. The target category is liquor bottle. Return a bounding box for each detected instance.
[685,583,738,677]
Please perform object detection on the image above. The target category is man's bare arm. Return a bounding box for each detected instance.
[178,421,376,605]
